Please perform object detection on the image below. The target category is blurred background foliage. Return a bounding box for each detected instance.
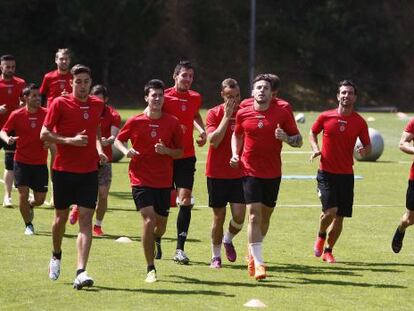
[1,0,414,110]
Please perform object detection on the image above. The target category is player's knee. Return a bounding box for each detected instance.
[230,218,244,230]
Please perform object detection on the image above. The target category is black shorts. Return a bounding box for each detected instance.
[132,186,170,217]
[317,170,354,217]
[14,161,48,193]
[0,137,15,170]
[52,170,98,210]
[173,156,196,190]
[242,176,281,208]
[405,180,414,211]
[207,177,245,208]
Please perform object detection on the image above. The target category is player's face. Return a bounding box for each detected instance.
[26,89,41,109]
[174,68,194,92]
[145,88,164,112]
[0,60,16,79]
[55,53,70,72]
[252,80,272,105]
[337,85,357,108]
[221,86,241,105]
[72,73,92,100]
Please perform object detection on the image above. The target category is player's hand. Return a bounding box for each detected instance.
[7,136,18,145]
[101,137,110,146]
[155,139,168,155]
[99,152,108,165]
[126,148,139,158]
[224,98,236,118]
[71,130,88,146]
[309,151,321,162]
[0,104,7,114]
[196,132,207,147]
[230,154,240,168]
[356,145,368,157]
[275,123,288,142]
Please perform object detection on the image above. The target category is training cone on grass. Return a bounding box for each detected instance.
[243,299,267,308]
[115,237,132,243]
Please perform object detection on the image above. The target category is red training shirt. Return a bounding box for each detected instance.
[163,87,202,158]
[2,106,48,165]
[100,105,121,161]
[0,76,26,128]
[117,112,183,188]
[404,118,414,180]
[39,70,72,107]
[43,94,104,173]
[206,103,243,179]
[234,103,299,178]
[239,97,294,118]
[311,109,370,174]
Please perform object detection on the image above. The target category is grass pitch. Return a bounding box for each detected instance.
[1,110,414,310]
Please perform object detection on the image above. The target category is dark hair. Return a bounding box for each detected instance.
[22,83,39,97]
[91,84,108,97]
[252,73,273,88]
[0,54,15,62]
[70,64,91,76]
[144,79,165,96]
[221,78,239,90]
[173,60,194,77]
[264,73,280,92]
[338,80,357,95]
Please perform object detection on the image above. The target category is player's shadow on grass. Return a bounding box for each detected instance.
[89,285,235,296]
[294,277,406,289]
[341,261,414,269]
[168,275,288,288]
[266,262,403,275]
[35,230,78,239]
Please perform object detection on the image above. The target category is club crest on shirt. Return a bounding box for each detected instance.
[258,120,264,128]
[7,86,13,94]
[83,112,89,119]
[181,104,187,112]
[151,129,157,138]
[31,122,36,128]
[338,119,347,132]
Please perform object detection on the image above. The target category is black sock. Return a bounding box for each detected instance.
[52,251,62,260]
[324,247,332,253]
[318,232,327,239]
[176,205,192,250]
[155,237,161,245]
[76,269,85,276]
[147,265,156,273]
[25,222,33,227]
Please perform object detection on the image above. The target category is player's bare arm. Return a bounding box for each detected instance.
[40,125,88,146]
[0,130,18,145]
[399,131,414,155]
[154,139,183,159]
[230,132,243,168]
[114,138,138,158]
[208,98,235,149]
[275,123,303,148]
[194,112,207,147]
[309,130,321,162]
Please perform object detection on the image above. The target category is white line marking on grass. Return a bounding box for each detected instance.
[196,204,395,208]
